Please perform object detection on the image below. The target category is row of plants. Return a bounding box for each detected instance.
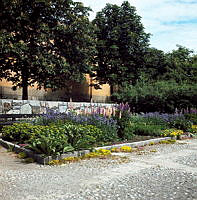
[1,104,197,157]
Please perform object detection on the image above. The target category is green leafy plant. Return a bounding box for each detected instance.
[131,123,164,136]
[62,123,103,150]
[168,118,192,131]
[1,123,39,143]
[184,113,197,124]
[27,125,74,156]
[116,118,135,140]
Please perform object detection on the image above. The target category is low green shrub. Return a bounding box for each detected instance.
[114,103,135,140]
[116,118,135,140]
[168,118,192,131]
[129,114,168,127]
[1,123,40,143]
[27,125,74,156]
[91,121,119,143]
[0,121,115,154]
[131,123,164,136]
[17,152,27,159]
[62,123,103,150]
[184,113,197,124]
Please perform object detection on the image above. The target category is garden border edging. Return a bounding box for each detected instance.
[0,139,91,165]
[95,137,172,150]
[0,137,174,165]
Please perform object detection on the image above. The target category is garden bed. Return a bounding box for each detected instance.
[0,107,196,164]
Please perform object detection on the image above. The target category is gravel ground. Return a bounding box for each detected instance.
[0,139,197,200]
[176,153,197,168]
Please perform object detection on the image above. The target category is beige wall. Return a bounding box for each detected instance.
[0,79,48,100]
[0,75,111,103]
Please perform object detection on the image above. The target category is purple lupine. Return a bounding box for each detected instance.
[141,112,185,123]
[116,103,131,113]
[39,108,118,128]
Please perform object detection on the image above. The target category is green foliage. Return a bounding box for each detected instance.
[1,123,39,143]
[62,123,103,150]
[112,44,197,113]
[114,103,135,140]
[165,45,197,84]
[87,120,119,143]
[27,125,74,156]
[142,47,168,81]
[129,115,168,127]
[92,1,150,87]
[113,80,197,113]
[184,113,197,124]
[168,119,192,132]
[33,112,119,143]
[0,0,96,99]
[1,121,109,153]
[116,118,135,140]
[142,45,197,85]
[119,114,166,137]
[1,123,74,156]
[131,123,163,136]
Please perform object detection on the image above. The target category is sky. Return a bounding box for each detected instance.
[74,0,197,53]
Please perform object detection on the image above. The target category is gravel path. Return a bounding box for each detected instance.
[0,139,197,200]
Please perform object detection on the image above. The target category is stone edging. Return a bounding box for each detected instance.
[0,139,91,165]
[95,137,172,150]
[0,137,175,165]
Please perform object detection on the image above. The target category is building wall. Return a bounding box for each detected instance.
[0,75,111,103]
[0,79,48,100]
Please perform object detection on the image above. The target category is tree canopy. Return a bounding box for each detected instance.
[113,44,197,113]
[164,45,197,84]
[92,1,150,87]
[0,0,96,99]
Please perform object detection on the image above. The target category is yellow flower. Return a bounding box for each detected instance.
[63,157,76,162]
[192,125,197,130]
[120,146,132,152]
[162,129,183,137]
[111,147,120,152]
[97,149,111,155]
[49,160,60,165]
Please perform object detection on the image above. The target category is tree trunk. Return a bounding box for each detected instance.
[22,72,28,100]
[22,84,28,100]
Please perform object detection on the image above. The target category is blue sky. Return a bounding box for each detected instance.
[74,0,197,53]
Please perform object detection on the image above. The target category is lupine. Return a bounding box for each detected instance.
[141,112,185,123]
[39,108,118,128]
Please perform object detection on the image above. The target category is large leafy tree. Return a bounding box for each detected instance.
[0,0,95,99]
[142,47,168,81]
[165,45,197,83]
[92,1,150,88]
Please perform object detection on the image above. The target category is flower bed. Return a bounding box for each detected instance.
[0,105,195,164]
